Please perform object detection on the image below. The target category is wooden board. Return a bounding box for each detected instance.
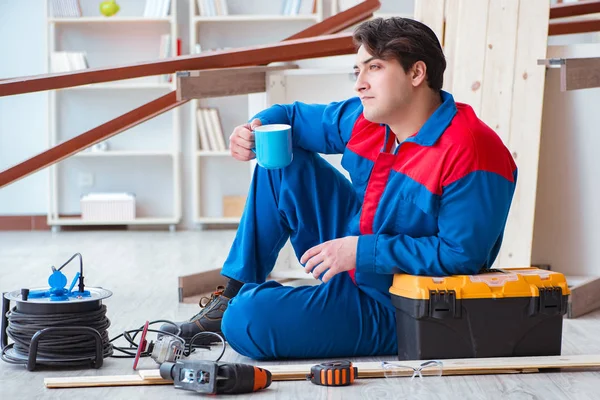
[441,0,549,269]
[413,0,446,45]
[568,276,600,318]
[45,354,600,389]
[562,57,600,91]
[495,0,549,269]
[44,374,172,389]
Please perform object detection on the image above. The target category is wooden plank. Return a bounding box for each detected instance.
[550,0,600,19]
[549,19,600,36]
[0,92,186,189]
[134,354,600,382]
[49,353,600,389]
[413,0,446,45]
[285,0,381,40]
[178,268,228,303]
[177,65,297,101]
[562,57,600,91]
[44,374,172,389]
[0,33,356,97]
[480,0,520,145]
[138,367,537,382]
[447,0,490,116]
[568,276,600,318]
[495,0,549,269]
[441,0,459,93]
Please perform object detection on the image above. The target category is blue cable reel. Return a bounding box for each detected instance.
[1,253,113,370]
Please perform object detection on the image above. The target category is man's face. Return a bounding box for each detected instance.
[353,45,413,124]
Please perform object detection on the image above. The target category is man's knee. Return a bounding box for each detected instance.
[221,282,280,360]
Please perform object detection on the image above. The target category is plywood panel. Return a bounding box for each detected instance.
[448,0,491,115]
[480,0,520,144]
[442,0,459,93]
[414,0,446,45]
[496,0,549,268]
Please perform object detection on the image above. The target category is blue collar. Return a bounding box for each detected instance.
[403,90,457,147]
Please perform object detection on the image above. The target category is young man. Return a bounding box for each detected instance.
[163,17,517,360]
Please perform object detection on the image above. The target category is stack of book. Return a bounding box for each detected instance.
[144,0,172,17]
[196,108,227,151]
[50,0,82,17]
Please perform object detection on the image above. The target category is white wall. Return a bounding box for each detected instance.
[531,41,600,276]
[0,2,49,214]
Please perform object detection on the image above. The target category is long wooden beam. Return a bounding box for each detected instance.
[43,354,600,388]
[0,1,382,189]
[0,34,355,97]
[550,0,600,19]
[0,92,186,188]
[549,18,600,36]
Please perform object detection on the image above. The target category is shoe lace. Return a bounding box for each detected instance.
[189,286,225,321]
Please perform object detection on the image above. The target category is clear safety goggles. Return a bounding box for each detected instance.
[381,360,444,380]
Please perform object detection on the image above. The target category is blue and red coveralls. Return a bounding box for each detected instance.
[220,91,517,360]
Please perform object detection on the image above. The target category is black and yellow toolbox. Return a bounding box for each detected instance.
[389,267,570,360]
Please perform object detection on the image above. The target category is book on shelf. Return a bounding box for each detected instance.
[197,0,229,17]
[50,51,88,72]
[196,107,227,152]
[50,0,82,18]
[144,0,172,18]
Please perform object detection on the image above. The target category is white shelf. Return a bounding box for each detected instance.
[49,217,179,226]
[47,0,182,229]
[190,0,325,226]
[196,150,231,157]
[74,151,174,157]
[48,17,174,23]
[62,83,173,90]
[193,14,319,23]
[195,217,241,224]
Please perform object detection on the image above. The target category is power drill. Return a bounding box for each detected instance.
[159,360,272,395]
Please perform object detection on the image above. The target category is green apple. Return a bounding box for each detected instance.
[100,0,120,17]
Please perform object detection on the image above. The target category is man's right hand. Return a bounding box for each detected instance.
[229,118,262,162]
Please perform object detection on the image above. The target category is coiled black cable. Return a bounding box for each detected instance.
[1,305,113,366]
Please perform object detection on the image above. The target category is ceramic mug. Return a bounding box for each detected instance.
[252,124,293,169]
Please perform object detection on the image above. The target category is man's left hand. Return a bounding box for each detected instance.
[300,236,359,283]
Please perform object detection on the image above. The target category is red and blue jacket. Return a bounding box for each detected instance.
[253,91,517,306]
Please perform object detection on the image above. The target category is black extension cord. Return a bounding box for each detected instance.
[1,305,113,366]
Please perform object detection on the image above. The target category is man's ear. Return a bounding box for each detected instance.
[410,61,427,87]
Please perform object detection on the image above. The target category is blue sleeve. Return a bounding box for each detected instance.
[355,170,517,276]
[250,97,363,154]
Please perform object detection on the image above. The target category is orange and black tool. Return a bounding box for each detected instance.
[160,360,272,394]
[307,360,357,386]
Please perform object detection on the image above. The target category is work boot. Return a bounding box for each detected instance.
[160,286,230,345]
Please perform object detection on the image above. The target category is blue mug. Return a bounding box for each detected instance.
[252,124,293,169]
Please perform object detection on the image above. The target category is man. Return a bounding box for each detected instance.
[163,17,517,360]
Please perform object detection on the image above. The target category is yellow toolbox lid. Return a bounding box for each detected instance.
[389,268,571,300]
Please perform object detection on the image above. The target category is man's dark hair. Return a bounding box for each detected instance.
[353,17,446,91]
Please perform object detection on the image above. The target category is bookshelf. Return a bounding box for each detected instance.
[46,0,181,232]
[189,0,325,226]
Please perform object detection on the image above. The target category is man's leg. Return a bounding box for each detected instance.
[222,272,398,360]
[167,148,362,341]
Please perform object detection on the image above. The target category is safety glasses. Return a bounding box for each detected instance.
[381,360,444,380]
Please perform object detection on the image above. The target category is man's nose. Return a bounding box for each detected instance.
[354,74,368,93]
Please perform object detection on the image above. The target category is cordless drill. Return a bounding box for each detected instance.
[159,360,272,395]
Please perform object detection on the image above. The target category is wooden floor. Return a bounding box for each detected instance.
[2,230,600,399]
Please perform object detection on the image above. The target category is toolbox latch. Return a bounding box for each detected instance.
[537,287,565,316]
[428,290,460,319]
